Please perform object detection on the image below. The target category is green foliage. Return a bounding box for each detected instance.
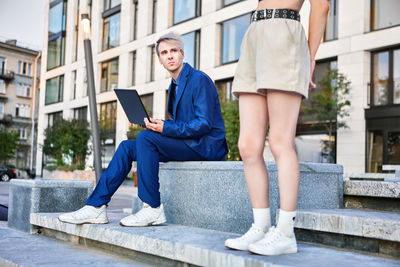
[127,125,144,140]
[302,69,351,161]
[220,99,241,161]
[42,118,91,168]
[0,128,20,165]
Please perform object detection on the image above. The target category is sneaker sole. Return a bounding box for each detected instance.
[119,217,167,227]
[224,241,249,251]
[58,218,109,225]
[248,245,297,256]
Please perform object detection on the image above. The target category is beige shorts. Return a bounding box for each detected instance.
[232,17,311,98]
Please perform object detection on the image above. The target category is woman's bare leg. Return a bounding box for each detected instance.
[238,93,269,208]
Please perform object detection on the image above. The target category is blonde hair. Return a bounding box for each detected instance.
[155,32,184,57]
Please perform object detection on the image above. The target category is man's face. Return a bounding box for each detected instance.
[157,41,184,73]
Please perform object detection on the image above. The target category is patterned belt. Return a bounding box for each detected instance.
[251,9,300,22]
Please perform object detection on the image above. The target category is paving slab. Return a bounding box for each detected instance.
[0,221,150,267]
[30,212,400,267]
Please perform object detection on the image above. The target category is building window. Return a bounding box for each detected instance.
[72,70,77,100]
[149,46,156,82]
[47,0,67,70]
[133,0,138,40]
[324,0,338,41]
[17,126,28,140]
[74,106,87,121]
[17,83,31,98]
[371,48,400,106]
[73,0,80,61]
[45,75,64,105]
[0,57,5,74]
[0,80,4,94]
[18,61,32,75]
[47,111,63,127]
[141,93,154,117]
[100,58,119,92]
[102,0,121,51]
[15,104,30,118]
[151,0,158,34]
[371,0,400,31]
[100,101,117,168]
[215,78,234,102]
[0,101,3,119]
[221,13,251,64]
[223,0,243,7]
[182,30,200,69]
[131,51,136,85]
[173,0,201,25]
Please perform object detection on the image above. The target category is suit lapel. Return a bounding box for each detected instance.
[173,64,190,117]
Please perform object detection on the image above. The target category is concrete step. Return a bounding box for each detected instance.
[30,212,400,267]
[295,209,400,257]
[0,221,150,267]
[343,180,400,212]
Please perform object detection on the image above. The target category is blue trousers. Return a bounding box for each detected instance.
[86,130,203,208]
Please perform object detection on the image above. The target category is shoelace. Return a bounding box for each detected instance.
[261,227,283,245]
[239,224,263,240]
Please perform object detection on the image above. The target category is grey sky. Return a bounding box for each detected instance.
[0,0,45,51]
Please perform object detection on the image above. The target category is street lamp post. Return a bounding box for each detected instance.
[81,13,102,183]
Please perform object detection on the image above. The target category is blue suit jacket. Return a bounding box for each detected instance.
[162,63,228,160]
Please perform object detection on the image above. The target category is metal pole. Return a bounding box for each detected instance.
[82,21,102,183]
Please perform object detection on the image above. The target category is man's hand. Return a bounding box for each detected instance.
[144,118,164,133]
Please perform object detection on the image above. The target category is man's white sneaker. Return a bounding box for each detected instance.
[248,226,297,255]
[58,205,108,224]
[225,224,266,251]
[120,203,167,227]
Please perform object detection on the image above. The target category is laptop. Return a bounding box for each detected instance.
[114,89,151,127]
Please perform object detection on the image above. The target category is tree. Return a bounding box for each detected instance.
[302,69,351,162]
[0,128,20,165]
[220,99,241,161]
[42,119,91,168]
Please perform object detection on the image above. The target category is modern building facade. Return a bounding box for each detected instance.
[36,0,400,176]
[0,39,41,170]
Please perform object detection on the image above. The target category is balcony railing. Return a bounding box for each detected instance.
[0,68,15,81]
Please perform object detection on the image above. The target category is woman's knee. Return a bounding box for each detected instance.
[268,134,295,159]
[238,135,264,162]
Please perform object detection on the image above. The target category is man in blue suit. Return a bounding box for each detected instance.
[59,32,228,227]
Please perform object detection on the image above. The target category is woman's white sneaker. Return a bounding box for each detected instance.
[225,224,266,251]
[58,205,108,224]
[120,203,167,227]
[248,226,297,255]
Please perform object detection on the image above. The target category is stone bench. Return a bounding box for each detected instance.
[132,161,343,234]
[8,179,93,232]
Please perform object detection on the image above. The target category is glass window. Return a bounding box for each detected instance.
[151,0,157,34]
[74,106,87,121]
[372,51,389,106]
[0,101,4,119]
[388,132,400,165]
[45,75,64,105]
[215,78,234,102]
[102,12,120,50]
[371,0,400,30]
[0,57,5,74]
[28,63,32,76]
[149,46,157,82]
[47,111,63,127]
[0,80,4,94]
[221,13,251,64]
[100,101,117,168]
[72,70,77,100]
[141,93,154,117]
[18,61,22,74]
[173,0,200,25]
[22,62,27,75]
[133,0,138,40]
[100,58,119,92]
[182,31,200,69]
[131,51,136,85]
[47,0,67,70]
[74,0,80,62]
[394,49,400,104]
[26,85,30,97]
[15,104,19,117]
[223,0,243,6]
[368,131,383,172]
[104,0,121,10]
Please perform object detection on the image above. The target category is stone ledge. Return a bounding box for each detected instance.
[295,209,400,242]
[133,161,343,234]
[30,213,400,267]
[344,180,400,198]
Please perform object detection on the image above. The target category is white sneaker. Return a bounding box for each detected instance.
[248,226,297,255]
[225,224,266,251]
[58,205,108,224]
[120,203,167,227]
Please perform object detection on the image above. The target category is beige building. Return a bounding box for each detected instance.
[36,0,400,176]
[0,39,40,170]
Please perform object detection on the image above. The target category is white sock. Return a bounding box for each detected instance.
[253,208,271,231]
[276,209,296,237]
